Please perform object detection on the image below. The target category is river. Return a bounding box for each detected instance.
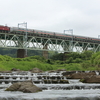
[0,79,100,100]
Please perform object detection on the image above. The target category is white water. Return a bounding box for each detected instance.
[0,88,100,100]
[0,81,100,100]
[0,71,100,100]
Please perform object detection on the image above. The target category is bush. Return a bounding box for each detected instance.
[73,58,82,63]
[91,52,100,67]
[65,63,83,71]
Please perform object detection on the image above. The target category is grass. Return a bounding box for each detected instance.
[0,55,99,71]
[0,60,99,71]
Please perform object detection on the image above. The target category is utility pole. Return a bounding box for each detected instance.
[18,22,27,57]
[98,35,100,39]
[64,29,73,52]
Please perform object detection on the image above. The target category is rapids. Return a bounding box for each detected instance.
[0,80,100,100]
[0,71,100,100]
[0,88,100,100]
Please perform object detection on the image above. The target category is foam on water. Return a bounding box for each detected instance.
[0,71,100,100]
[0,84,100,100]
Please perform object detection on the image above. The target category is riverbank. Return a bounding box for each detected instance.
[0,53,100,71]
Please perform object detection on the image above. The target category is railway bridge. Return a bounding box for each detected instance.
[0,29,100,58]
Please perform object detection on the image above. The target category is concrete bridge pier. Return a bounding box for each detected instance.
[62,44,70,61]
[17,49,27,58]
[63,52,70,61]
[43,44,48,59]
[17,38,27,58]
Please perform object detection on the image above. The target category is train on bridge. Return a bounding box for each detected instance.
[0,25,100,43]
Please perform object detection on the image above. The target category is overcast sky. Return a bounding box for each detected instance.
[0,0,100,38]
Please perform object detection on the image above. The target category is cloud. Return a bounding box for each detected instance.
[0,0,100,38]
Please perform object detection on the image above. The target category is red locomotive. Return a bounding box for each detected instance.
[0,25,10,33]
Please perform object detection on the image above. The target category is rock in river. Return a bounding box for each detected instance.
[5,81,42,93]
[80,75,100,83]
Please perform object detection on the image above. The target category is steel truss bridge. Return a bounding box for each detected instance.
[0,32,100,54]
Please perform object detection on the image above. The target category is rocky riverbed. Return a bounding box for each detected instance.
[0,83,100,100]
[0,70,100,100]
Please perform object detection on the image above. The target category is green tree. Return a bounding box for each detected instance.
[65,52,81,60]
[73,58,82,63]
[91,52,100,64]
[50,53,64,61]
[81,60,91,69]
[81,51,93,60]
[93,55,100,67]
[66,57,73,63]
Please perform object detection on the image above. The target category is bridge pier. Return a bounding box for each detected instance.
[17,49,27,58]
[43,44,48,59]
[63,52,70,61]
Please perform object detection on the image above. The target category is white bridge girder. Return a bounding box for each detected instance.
[0,33,100,53]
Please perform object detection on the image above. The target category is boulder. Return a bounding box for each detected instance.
[62,71,96,79]
[62,71,76,77]
[56,69,66,73]
[71,72,96,79]
[56,69,66,71]
[48,69,66,73]
[0,76,4,79]
[5,81,42,93]
[11,68,20,71]
[0,71,12,73]
[48,70,56,73]
[59,80,69,84]
[80,75,100,83]
[30,68,43,73]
